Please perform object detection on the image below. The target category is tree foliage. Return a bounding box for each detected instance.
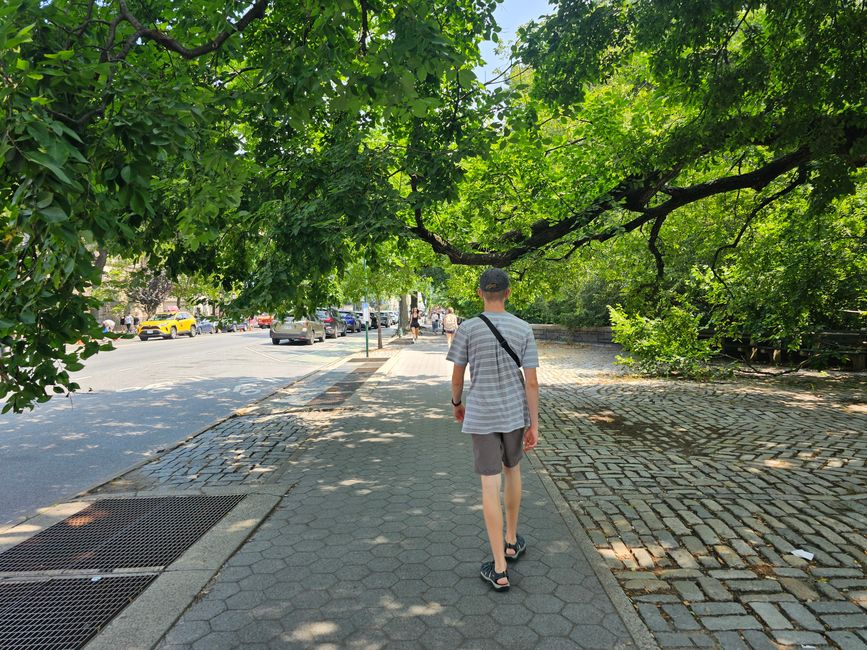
[2,0,865,410]
[125,269,173,317]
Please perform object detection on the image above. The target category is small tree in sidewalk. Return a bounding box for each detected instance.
[126,270,173,318]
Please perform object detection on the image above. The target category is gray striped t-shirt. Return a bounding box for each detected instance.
[446,311,539,434]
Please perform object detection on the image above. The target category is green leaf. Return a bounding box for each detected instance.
[39,205,68,223]
[23,151,77,187]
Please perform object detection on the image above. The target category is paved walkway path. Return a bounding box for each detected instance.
[157,339,640,649]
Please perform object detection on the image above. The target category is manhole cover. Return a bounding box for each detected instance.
[0,574,155,649]
[0,495,244,572]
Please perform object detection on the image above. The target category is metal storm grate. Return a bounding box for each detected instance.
[0,574,155,649]
[0,495,244,572]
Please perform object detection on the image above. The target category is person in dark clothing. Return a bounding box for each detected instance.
[410,307,420,342]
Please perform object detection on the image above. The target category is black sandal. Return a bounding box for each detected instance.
[505,534,526,561]
[480,561,510,591]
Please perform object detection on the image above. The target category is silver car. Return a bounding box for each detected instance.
[270,315,326,345]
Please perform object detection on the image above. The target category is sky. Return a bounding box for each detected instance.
[477,0,554,84]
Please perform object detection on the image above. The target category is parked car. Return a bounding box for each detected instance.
[378,312,392,328]
[196,319,217,334]
[225,320,248,332]
[256,314,273,329]
[270,315,325,345]
[316,308,347,338]
[138,312,197,340]
[339,310,362,333]
[354,311,369,329]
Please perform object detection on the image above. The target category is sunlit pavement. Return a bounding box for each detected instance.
[0,328,391,525]
[155,337,639,649]
[155,339,867,649]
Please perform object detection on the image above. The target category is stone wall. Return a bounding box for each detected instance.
[530,324,615,344]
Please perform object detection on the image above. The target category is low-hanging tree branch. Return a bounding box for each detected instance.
[408,144,842,266]
[111,0,269,61]
[647,214,667,282]
[709,166,810,298]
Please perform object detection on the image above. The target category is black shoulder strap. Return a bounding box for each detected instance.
[477,314,522,368]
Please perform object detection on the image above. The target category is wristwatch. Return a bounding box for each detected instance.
[451,398,462,407]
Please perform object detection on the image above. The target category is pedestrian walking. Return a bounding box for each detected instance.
[446,268,540,591]
[432,311,440,334]
[133,315,140,330]
[443,307,458,347]
[410,307,420,342]
[124,314,133,333]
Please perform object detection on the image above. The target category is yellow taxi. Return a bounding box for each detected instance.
[137,311,198,341]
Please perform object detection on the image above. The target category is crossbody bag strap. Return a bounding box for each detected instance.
[477,314,522,368]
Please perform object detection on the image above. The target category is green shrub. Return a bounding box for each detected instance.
[609,304,724,378]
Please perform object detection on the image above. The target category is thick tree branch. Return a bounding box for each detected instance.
[359,0,370,55]
[647,214,666,282]
[710,166,809,288]
[114,0,268,61]
[410,148,821,265]
[648,148,810,217]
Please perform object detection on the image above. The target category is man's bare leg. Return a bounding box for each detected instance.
[503,463,522,555]
[481,473,508,585]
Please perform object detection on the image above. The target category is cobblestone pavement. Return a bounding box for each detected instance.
[92,350,401,493]
[535,344,867,649]
[156,341,637,649]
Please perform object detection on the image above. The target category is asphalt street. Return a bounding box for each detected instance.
[0,327,389,525]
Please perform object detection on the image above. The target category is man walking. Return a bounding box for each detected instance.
[446,268,540,591]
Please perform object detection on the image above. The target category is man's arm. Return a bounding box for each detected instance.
[523,367,539,450]
[451,363,466,423]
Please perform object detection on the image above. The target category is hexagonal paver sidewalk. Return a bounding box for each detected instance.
[157,340,639,649]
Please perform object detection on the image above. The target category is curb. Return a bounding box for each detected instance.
[529,453,659,649]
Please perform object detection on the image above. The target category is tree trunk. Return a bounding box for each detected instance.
[376,298,383,349]
[399,295,408,336]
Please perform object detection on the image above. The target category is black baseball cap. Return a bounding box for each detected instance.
[478,268,511,292]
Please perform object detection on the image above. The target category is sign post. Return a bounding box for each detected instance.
[362,300,370,358]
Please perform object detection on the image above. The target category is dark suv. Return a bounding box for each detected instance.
[316,308,348,339]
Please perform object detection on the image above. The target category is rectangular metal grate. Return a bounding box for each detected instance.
[0,574,155,649]
[0,495,244,572]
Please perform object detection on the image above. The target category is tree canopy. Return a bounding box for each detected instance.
[2,0,865,410]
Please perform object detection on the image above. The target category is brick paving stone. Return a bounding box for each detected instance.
[828,630,867,649]
[771,629,828,646]
[691,603,747,617]
[809,601,863,614]
[701,615,763,631]
[778,601,823,631]
[748,602,791,629]
[662,603,701,630]
[740,630,778,650]
[821,613,867,628]
[714,631,750,649]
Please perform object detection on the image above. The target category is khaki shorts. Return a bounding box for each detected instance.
[471,428,525,475]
